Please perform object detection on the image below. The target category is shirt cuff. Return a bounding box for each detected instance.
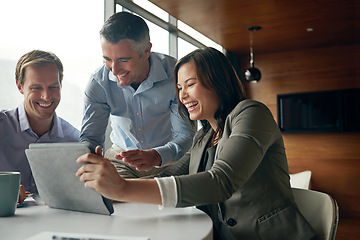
[155,176,177,208]
[154,146,173,166]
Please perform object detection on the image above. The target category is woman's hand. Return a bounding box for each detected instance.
[75,146,126,201]
[76,146,162,205]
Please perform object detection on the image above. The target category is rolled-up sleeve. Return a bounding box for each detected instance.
[154,98,194,166]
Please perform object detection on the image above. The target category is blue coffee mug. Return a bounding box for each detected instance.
[0,172,21,217]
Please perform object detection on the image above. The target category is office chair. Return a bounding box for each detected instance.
[290,170,312,189]
[292,188,339,240]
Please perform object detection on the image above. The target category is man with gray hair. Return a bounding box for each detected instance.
[0,50,80,195]
[80,12,194,178]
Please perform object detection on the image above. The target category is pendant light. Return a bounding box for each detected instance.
[245,26,262,82]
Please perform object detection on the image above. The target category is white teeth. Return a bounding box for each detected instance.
[185,102,197,109]
[38,102,52,107]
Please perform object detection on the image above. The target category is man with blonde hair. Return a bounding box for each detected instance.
[0,50,79,195]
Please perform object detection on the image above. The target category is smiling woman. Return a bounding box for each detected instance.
[176,61,220,130]
[0,0,104,129]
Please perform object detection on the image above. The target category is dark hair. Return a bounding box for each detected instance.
[15,50,63,86]
[100,11,150,56]
[174,47,246,141]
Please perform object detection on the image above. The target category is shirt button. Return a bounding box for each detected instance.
[141,140,144,143]
[137,112,140,116]
[226,218,237,227]
[32,183,36,187]
[138,128,141,131]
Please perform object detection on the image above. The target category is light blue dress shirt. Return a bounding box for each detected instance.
[0,103,80,193]
[80,52,194,165]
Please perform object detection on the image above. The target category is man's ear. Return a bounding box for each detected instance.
[16,80,24,94]
[145,42,152,58]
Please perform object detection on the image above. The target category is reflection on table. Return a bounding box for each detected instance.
[1,200,213,240]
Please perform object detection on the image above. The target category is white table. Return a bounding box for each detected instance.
[0,202,213,240]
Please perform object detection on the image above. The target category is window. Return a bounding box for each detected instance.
[177,20,223,54]
[115,0,222,59]
[178,38,198,59]
[0,0,223,130]
[0,0,104,129]
[146,20,170,55]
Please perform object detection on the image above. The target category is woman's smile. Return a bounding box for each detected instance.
[177,61,219,130]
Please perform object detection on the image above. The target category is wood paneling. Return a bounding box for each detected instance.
[241,44,360,219]
[336,218,360,240]
[284,133,360,218]
[243,44,360,119]
[150,0,360,55]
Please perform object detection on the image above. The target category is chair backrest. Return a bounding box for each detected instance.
[292,188,339,240]
[290,170,312,189]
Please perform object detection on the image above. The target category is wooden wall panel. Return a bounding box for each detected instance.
[244,44,360,119]
[283,133,360,218]
[241,44,360,218]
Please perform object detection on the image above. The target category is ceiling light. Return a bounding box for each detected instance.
[245,26,262,83]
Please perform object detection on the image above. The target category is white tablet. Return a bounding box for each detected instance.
[25,142,114,215]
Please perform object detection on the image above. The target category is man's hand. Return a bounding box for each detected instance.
[18,185,26,205]
[76,146,126,201]
[114,149,162,171]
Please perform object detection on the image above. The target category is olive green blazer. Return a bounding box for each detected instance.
[159,100,316,240]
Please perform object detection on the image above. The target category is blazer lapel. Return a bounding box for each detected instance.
[189,130,212,174]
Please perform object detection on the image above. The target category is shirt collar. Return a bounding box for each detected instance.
[108,69,117,82]
[18,102,31,132]
[51,112,64,138]
[146,52,169,84]
[18,101,64,138]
